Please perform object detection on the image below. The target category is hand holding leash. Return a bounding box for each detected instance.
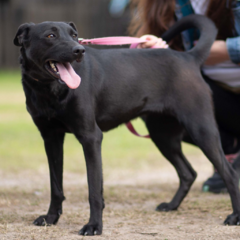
[137,35,169,49]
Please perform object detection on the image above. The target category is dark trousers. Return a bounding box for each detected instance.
[205,76,240,136]
[201,75,240,174]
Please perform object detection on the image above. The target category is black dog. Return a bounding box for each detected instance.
[14,15,240,235]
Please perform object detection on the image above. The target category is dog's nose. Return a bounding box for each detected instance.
[72,45,85,57]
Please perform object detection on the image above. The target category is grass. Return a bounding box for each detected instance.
[0,70,202,173]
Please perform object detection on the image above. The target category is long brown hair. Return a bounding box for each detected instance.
[129,0,235,49]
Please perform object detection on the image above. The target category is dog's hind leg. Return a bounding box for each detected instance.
[183,109,240,225]
[146,114,197,211]
[32,118,66,226]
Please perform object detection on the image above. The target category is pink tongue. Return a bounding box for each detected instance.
[56,62,81,89]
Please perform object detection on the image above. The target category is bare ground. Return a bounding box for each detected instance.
[0,154,240,240]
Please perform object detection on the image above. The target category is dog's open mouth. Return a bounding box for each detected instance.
[45,61,81,89]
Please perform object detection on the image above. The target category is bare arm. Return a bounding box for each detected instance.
[204,40,231,65]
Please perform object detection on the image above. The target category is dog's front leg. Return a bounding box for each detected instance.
[76,125,104,236]
[32,118,66,226]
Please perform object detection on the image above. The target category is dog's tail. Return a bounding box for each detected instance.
[161,14,217,66]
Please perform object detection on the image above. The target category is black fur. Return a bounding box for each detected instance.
[14,15,240,235]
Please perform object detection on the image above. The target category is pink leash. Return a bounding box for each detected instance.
[79,36,145,46]
[79,36,151,138]
[79,36,161,49]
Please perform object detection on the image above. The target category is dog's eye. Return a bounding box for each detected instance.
[47,34,55,39]
[72,34,77,38]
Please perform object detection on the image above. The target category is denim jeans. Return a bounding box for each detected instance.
[227,1,240,63]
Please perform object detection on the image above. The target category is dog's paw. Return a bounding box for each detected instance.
[224,213,240,225]
[78,223,102,236]
[33,214,60,226]
[155,202,177,212]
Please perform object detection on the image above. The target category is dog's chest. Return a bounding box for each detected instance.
[28,95,65,118]
[24,84,69,119]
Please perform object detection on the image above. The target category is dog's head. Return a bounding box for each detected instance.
[14,22,84,89]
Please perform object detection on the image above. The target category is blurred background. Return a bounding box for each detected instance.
[0,0,130,68]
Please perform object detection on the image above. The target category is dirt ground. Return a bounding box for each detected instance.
[0,154,240,240]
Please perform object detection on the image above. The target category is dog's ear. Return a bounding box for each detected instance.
[68,22,78,32]
[13,23,35,47]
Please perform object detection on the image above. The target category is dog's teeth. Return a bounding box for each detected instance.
[49,61,58,72]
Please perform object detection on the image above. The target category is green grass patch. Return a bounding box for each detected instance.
[0,70,22,89]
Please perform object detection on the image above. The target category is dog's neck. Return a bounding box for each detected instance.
[20,55,71,119]
[22,74,71,119]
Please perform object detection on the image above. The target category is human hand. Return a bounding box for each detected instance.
[137,35,169,49]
